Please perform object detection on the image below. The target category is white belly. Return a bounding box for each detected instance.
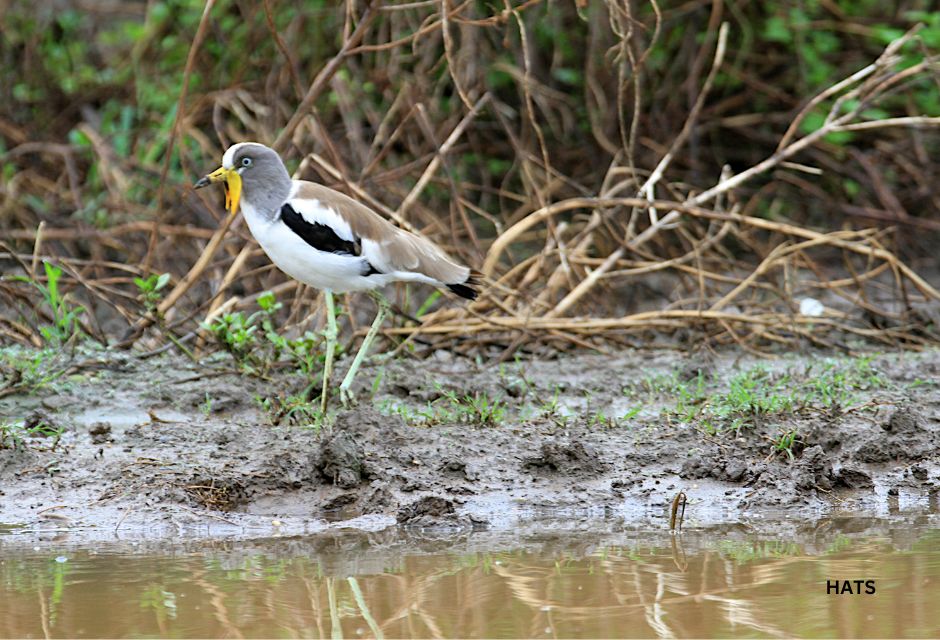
[242,203,389,293]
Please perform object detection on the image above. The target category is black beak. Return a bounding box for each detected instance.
[193,176,211,189]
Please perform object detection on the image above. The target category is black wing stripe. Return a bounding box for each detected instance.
[280,203,361,256]
[280,203,384,277]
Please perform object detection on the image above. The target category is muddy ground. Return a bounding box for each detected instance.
[1,346,939,543]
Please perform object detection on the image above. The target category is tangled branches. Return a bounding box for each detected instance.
[1,2,939,359]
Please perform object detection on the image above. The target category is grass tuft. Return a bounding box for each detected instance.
[381,386,507,427]
[627,356,891,435]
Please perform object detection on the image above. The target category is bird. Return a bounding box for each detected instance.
[194,142,478,411]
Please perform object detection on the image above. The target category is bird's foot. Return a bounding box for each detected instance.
[339,385,357,408]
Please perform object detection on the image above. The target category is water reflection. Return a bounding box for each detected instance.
[1,516,939,638]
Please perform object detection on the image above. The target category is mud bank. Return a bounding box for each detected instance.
[1,347,939,543]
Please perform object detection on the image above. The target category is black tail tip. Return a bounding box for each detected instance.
[447,275,480,300]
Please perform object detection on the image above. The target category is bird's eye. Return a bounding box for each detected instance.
[241,157,253,167]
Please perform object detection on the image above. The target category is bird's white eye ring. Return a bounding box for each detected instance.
[241,157,252,167]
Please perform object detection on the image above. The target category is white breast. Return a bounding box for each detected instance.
[241,198,392,293]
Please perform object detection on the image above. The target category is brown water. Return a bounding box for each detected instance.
[2,517,939,638]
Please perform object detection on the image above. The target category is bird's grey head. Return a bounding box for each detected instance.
[224,142,292,215]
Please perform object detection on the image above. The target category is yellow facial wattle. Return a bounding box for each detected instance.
[200,166,242,215]
[223,170,241,215]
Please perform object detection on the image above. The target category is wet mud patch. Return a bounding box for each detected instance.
[524,441,607,475]
[183,476,248,512]
[317,430,365,488]
[397,496,463,527]
[853,405,932,464]
[1,347,940,541]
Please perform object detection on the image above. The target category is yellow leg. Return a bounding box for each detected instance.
[339,293,389,407]
[320,290,337,415]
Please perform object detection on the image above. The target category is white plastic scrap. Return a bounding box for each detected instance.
[799,298,825,317]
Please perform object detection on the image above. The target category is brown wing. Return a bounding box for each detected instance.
[294,181,470,285]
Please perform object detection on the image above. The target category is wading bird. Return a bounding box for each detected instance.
[195,142,478,411]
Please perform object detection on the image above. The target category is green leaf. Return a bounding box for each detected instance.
[43,261,62,304]
[552,68,581,86]
[872,26,905,45]
[257,290,279,312]
[763,16,792,43]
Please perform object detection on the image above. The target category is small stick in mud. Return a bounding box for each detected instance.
[670,491,687,533]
